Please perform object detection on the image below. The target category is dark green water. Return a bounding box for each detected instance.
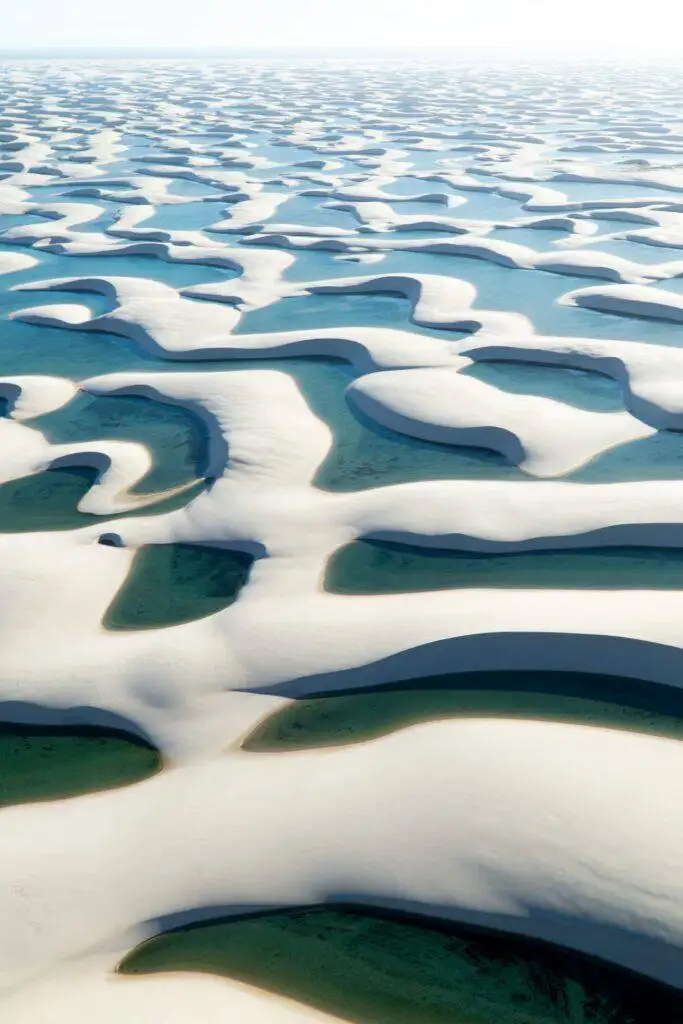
[119,905,683,1023]
[32,392,210,493]
[104,543,253,629]
[327,539,683,594]
[244,670,683,752]
[0,467,205,533]
[0,722,160,805]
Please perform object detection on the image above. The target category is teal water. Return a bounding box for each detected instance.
[235,290,419,335]
[487,226,573,250]
[575,236,679,263]
[652,278,683,296]
[142,200,226,232]
[0,213,48,231]
[550,179,678,201]
[571,431,683,482]
[436,189,525,219]
[461,360,624,411]
[281,247,392,283]
[233,287,469,342]
[5,77,683,714]
[0,246,231,292]
[0,246,234,380]
[263,194,358,230]
[158,177,223,198]
[376,248,683,345]
[463,362,683,482]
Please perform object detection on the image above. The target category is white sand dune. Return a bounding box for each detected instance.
[1,721,683,993]
[0,376,179,515]
[4,55,683,1021]
[561,281,683,321]
[348,367,654,477]
[1,953,340,1023]
[463,333,683,428]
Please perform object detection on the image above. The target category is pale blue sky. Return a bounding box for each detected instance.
[3,0,682,53]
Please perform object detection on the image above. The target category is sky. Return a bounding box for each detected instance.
[3,0,683,54]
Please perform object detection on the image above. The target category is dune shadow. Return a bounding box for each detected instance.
[243,668,683,751]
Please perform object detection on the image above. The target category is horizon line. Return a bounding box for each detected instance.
[0,44,677,59]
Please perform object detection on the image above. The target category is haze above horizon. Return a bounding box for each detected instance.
[3,0,683,56]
